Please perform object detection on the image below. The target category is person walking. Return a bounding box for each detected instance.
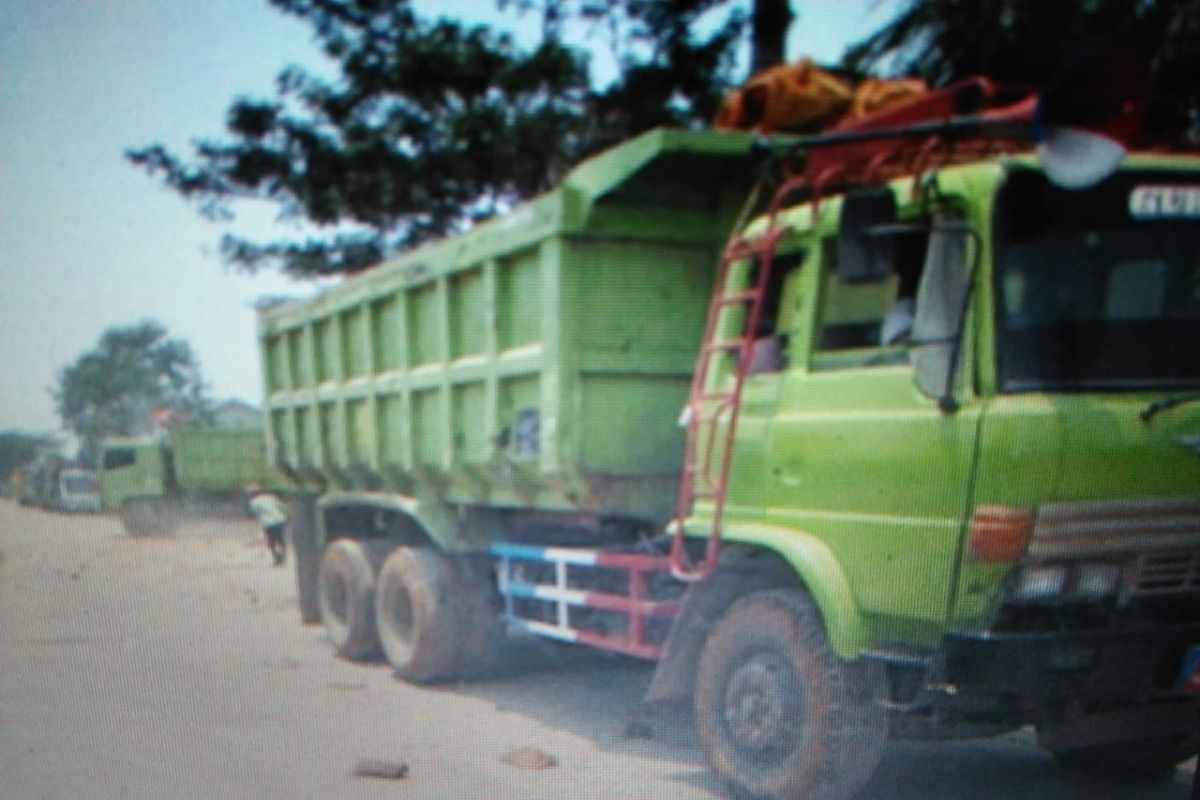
[247,484,288,566]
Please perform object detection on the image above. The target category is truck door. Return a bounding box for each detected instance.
[764,223,982,641]
[722,253,801,506]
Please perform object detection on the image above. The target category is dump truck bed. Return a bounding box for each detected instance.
[258,129,774,523]
[171,427,273,494]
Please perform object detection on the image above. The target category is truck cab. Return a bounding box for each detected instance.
[99,437,168,513]
[690,153,1200,777]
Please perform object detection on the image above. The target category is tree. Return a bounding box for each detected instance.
[843,0,1199,133]
[127,0,796,277]
[749,0,792,72]
[53,321,211,464]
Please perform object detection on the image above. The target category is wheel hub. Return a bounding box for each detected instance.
[722,652,802,763]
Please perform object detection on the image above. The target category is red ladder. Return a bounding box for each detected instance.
[669,211,787,582]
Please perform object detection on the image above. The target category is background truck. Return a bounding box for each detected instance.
[100,426,278,536]
[258,86,1200,799]
[16,457,100,513]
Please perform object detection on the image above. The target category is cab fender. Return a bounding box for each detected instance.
[646,523,868,703]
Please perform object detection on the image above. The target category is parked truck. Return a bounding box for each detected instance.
[100,426,278,536]
[16,456,100,513]
[258,83,1200,799]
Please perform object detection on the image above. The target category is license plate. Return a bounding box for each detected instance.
[1178,645,1200,694]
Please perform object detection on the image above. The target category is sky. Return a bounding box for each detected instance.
[0,0,898,436]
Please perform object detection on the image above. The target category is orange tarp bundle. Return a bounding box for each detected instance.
[714,58,928,134]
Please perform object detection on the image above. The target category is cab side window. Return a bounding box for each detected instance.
[814,231,928,368]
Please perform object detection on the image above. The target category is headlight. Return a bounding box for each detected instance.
[1008,562,1124,604]
[1012,565,1068,602]
[1073,563,1122,599]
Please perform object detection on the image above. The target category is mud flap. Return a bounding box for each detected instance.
[289,494,322,625]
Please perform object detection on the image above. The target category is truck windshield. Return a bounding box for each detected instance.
[103,447,137,470]
[994,168,1200,391]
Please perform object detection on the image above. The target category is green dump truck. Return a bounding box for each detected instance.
[100,426,276,536]
[259,104,1200,799]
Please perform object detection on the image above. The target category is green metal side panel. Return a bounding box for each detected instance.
[257,128,772,523]
[171,427,273,493]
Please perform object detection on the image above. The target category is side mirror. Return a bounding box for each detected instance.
[911,215,976,411]
[836,188,897,284]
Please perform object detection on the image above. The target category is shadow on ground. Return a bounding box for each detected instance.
[434,638,1196,800]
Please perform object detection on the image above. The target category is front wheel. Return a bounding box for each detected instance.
[695,589,885,800]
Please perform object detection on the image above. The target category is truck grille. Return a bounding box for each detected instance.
[1133,551,1200,596]
[1029,497,1200,560]
[1023,497,1200,602]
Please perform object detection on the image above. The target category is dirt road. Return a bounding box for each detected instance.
[0,499,1193,799]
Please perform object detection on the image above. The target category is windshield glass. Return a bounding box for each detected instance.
[994,168,1200,391]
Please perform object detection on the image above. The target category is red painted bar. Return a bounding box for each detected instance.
[576,628,664,661]
[581,589,682,617]
[593,551,674,571]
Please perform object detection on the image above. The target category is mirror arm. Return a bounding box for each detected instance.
[938,226,983,414]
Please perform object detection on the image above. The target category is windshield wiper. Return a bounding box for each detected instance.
[1140,391,1200,422]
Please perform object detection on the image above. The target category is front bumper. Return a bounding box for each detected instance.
[942,623,1200,708]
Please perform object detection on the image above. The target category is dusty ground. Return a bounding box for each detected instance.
[0,498,1194,800]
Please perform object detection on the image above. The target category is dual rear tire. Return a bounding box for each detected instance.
[316,540,501,681]
[316,538,393,660]
[374,547,502,682]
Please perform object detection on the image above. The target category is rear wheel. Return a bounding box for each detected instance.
[695,589,885,800]
[1042,733,1199,782]
[450,554,503,676]
[317,539,391,660]
[120,497,177,537]
[375,547,467,683]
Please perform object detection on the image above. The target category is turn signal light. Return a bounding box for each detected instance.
[968,505,1034,562]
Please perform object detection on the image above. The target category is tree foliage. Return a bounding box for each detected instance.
[844,0,1199,132]
[127,0,789,277]
[127,1,1200,279]
[53,321,211,464]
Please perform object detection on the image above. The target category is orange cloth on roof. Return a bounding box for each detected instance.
[714,59,929,134]
[847,77,928,122]
[714,59,853,134]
